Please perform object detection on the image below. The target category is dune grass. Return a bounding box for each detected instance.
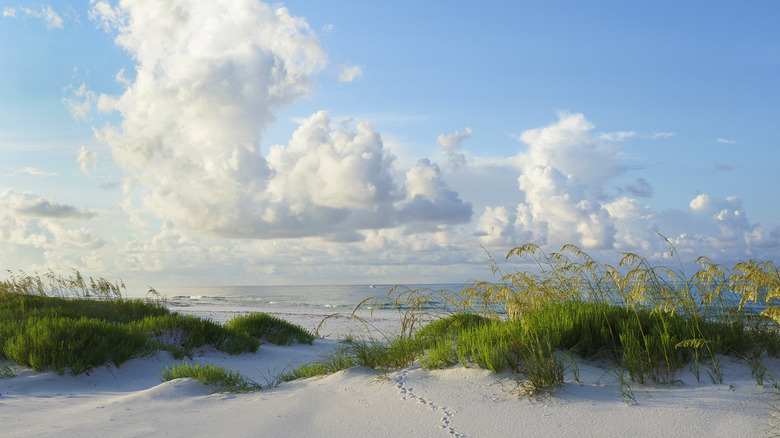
[295,240,780,398]
[3,239,780,398]
[160,362,262,392]
[225,313,314,345]
[0,270,312,376]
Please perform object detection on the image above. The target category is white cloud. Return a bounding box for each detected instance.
[598,131,635,141]
[88,1,124,32]
[474,114,780,261]
[91,0,325,235]
[6,5,64,29]
[62,83,97,120]
[0,190,101,254]
[507,113,623,249]
[476,114,670,253]
[8,167,57,177]
[475,206,522,246]
[338,64,363,82]
[90,1,471,241]
[267,111,397,210]
[716,138,737,144]
[77,146,98,176]
[689,193,712,212]
[399,159,472,233]
[649,132,675,139]
[437,127,472,169]
[114,68,131,87]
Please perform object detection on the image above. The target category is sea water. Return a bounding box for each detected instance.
[158,283,463,312]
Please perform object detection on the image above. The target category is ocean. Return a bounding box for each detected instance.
[158,283,463,312]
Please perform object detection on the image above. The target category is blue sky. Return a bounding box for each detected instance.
[1,1,778,292]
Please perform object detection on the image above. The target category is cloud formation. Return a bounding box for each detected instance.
[621,177,654,198]
[3,5,63,29]
[15,198,96,220]
[89,1,470,241]
[437,127,472,169]
[0,190,102,254]
[8,167,57,177]
[494,113,622,249]
[76,147,98,176]
[62,83,98,121]
[338,65,364,82]
[474,113,779,264]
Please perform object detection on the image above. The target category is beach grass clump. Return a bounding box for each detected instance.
[160,362,261,392]
[4,315,151,374]
[0,271,308,375]
[299,240,780,397]
[225,313,314,345]
[132,314,259,355]
[281,346,358,381]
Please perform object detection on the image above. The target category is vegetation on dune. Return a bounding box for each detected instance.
[295,239,780,399]
[225,312,314,345]
[3,238,780,399]
[160,362,262,392]
[0,270,312,376]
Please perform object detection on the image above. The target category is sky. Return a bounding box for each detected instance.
[1,1,779,293]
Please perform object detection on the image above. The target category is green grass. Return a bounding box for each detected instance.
[290,239,780,398]
[0,270,312,377]
[4,240,780,400]
[160,362,261,392]
[225,313,315,345]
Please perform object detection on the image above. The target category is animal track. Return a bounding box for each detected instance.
[395,367,465,437]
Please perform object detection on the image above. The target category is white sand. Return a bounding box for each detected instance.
[2,304,778,437]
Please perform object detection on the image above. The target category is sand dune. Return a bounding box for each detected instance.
[1,306,777,437]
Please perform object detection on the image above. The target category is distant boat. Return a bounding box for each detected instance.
[369,284,375,288]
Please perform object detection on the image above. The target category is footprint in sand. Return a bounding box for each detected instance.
[394,367,465,437]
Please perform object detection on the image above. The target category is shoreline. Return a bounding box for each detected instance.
[165,302,415,340]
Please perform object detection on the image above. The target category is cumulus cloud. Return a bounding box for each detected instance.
[338,64,364,82]
[399,159,472,233]
[89,1,471,241]
[504,113,622,248]
[437,127,472,169]
[475,206,524,246]
[667,194,778,254]
[4,5,63,29]
[91,0,325,235]
[475,113,780,261]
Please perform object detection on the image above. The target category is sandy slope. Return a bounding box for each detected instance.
[1,306,778,437]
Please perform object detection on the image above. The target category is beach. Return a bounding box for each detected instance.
[1,303,778,437]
